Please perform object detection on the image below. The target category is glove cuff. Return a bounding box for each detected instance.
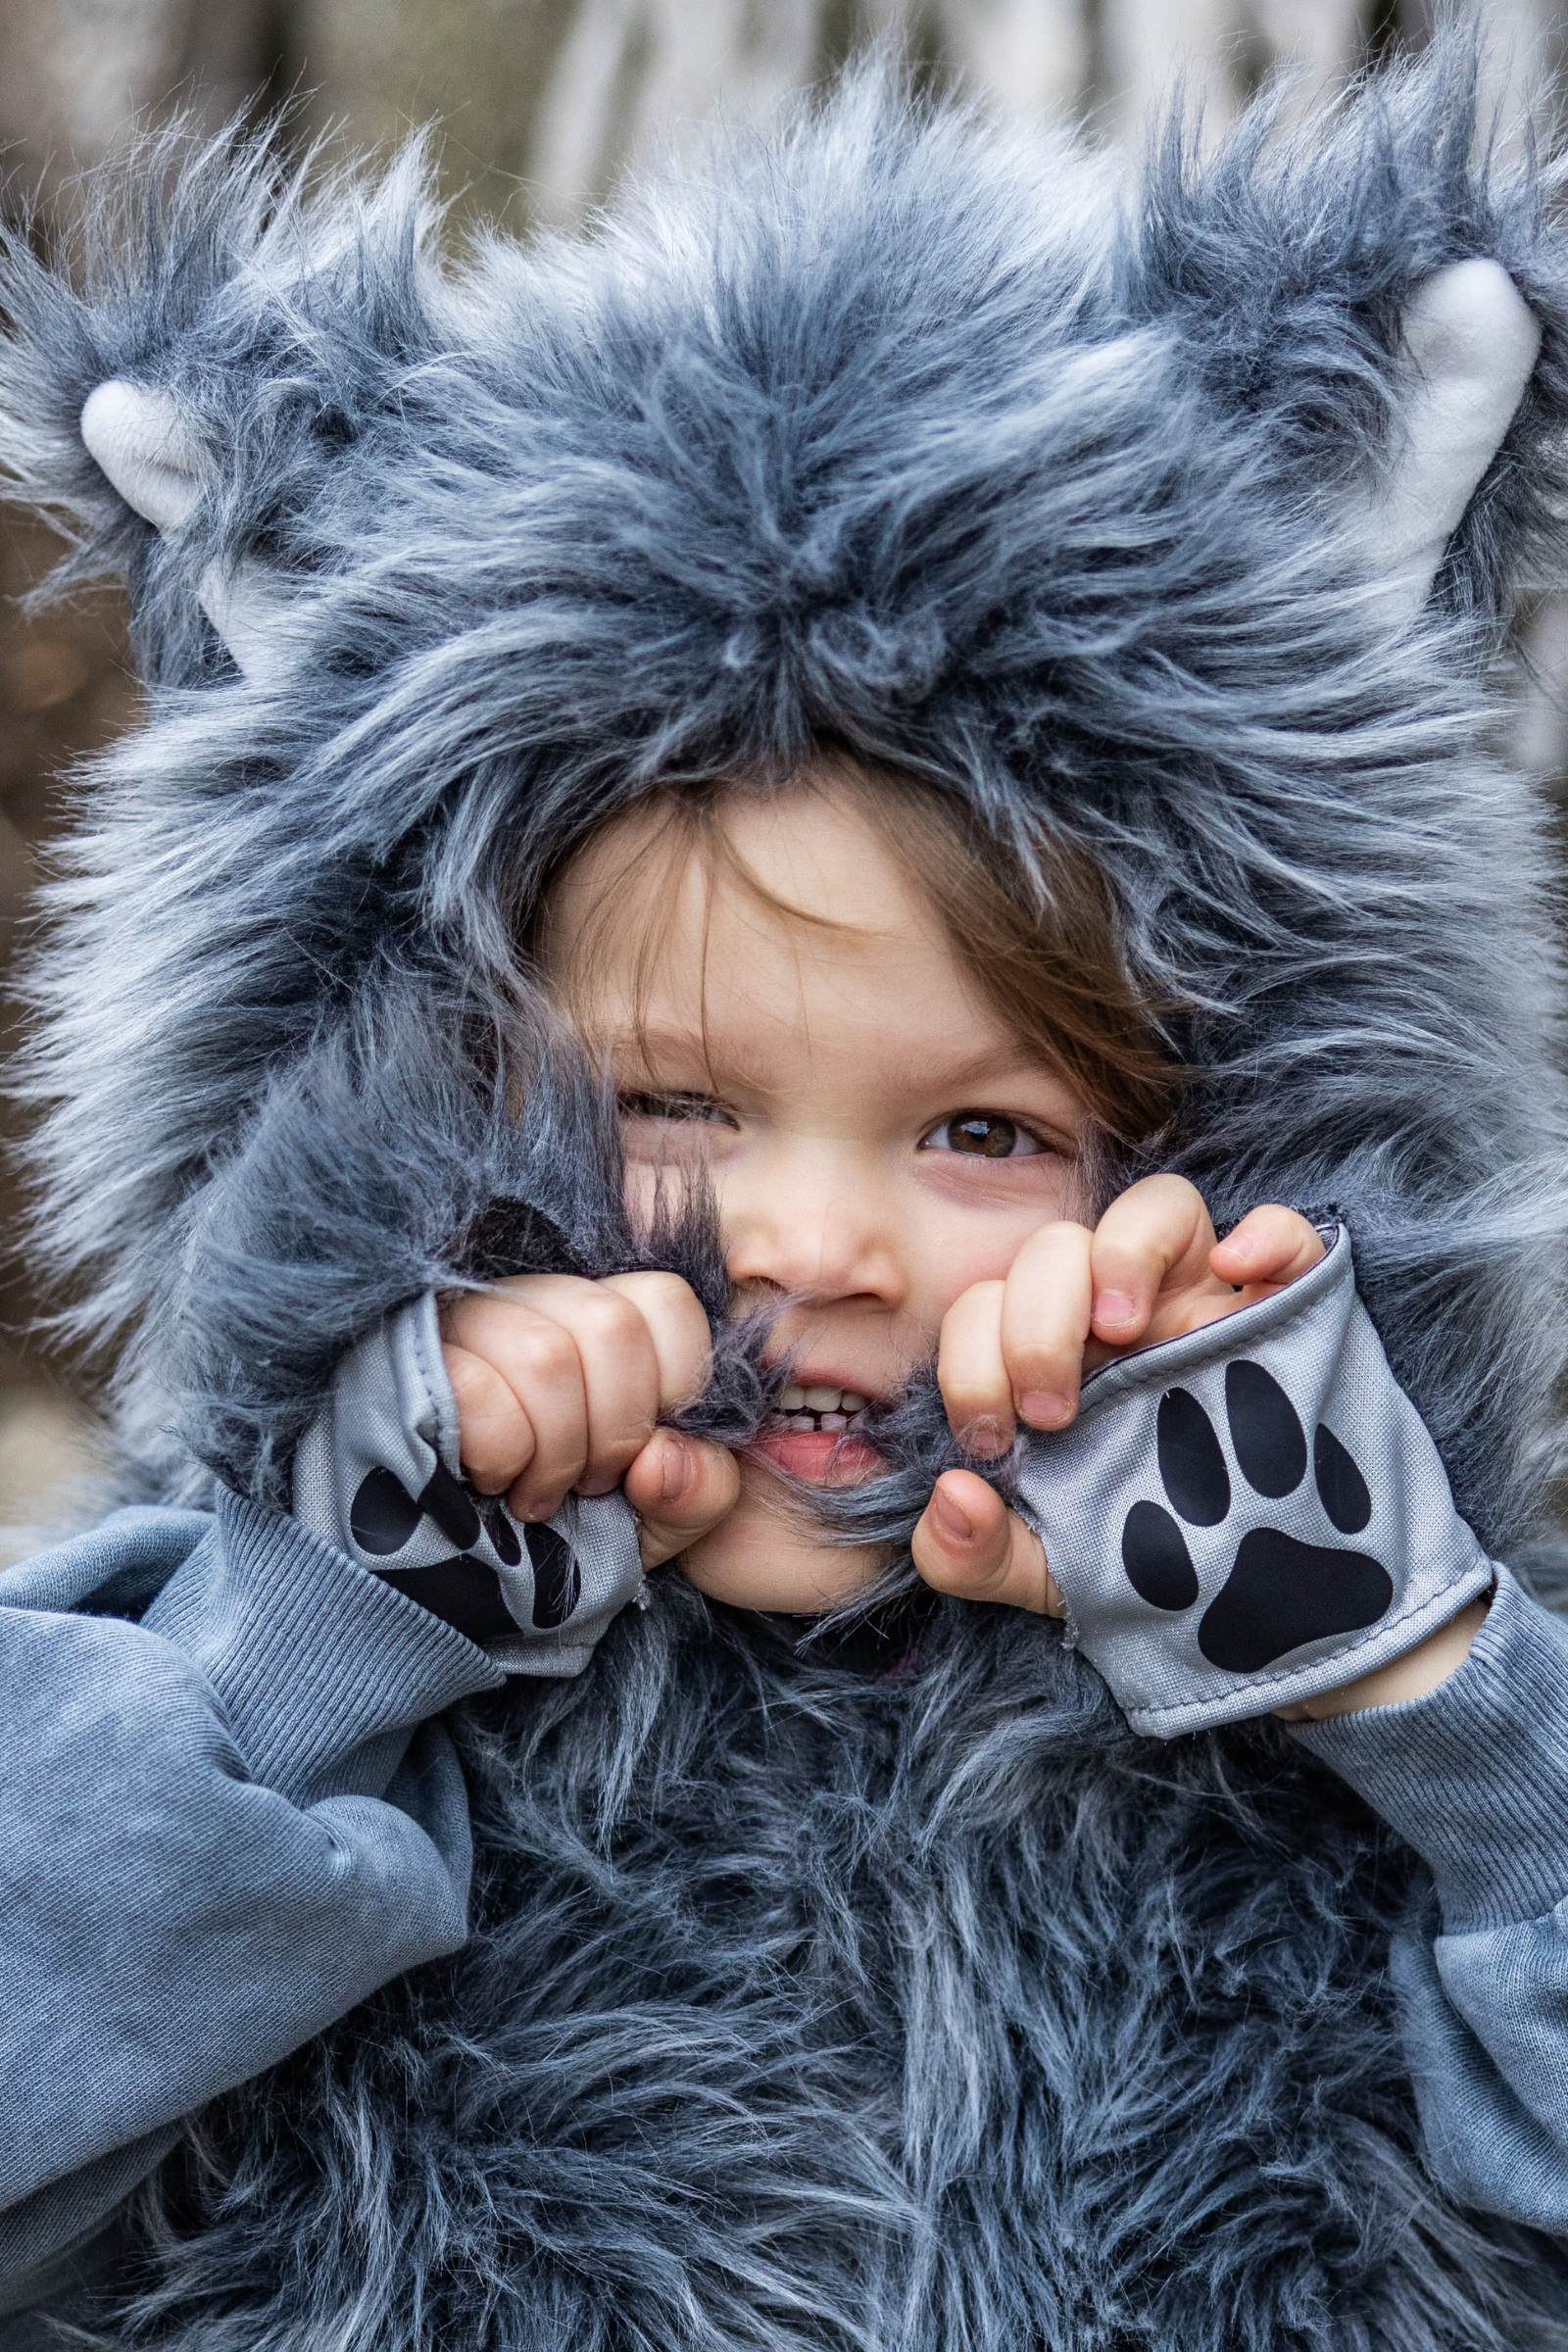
[293,1292,647,1676]
[1012,1224,1494,1738]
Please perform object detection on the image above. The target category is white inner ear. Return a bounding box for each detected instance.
[80,379,210,531]
[1367,258,1542,625]
[79,378,281,680]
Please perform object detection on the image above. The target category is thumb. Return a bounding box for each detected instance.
[622,1428,741,1568]
[912,1470,1063,1616]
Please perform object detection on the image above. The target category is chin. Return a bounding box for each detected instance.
[677,1470,886,1614]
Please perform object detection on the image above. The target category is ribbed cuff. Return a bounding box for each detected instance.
[1293,1565,1568,1932]
[143,1492,506,1805]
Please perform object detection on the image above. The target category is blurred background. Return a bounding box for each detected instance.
[0,0,1560,1544]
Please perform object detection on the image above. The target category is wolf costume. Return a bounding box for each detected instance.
[3,37,1568,2349]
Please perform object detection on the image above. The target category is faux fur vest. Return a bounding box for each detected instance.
[104,1591,1568,2351]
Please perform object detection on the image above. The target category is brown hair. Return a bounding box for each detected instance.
[531,756,1179,1146]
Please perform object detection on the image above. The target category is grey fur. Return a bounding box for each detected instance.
[0,39,1564,1552]
[3,32,1568,2349]
[102,1595,1568,2351]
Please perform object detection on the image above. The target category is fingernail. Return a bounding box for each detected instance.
[1018,1392,1072,1428]
[932,1486,975,1544]
[958,1414,1005,1458]
[577,1476,618,1497]
[1095,1291,1137,1329]
[658,1433,691,1506]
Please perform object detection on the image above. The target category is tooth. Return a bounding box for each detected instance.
[820,1411,847,1430]
[803,1385,841,1411]
[781,1385,806,1410]
[848,1410,866,1429]
[840,1393,866,1413]
[788,1414,815,1432]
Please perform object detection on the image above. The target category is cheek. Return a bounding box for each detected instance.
[903,1163,1087,1319]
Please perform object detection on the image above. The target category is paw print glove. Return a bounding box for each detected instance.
[292,1292,648,1676]
[1010,1221,1494,1738]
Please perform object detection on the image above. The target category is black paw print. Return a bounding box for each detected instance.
[1121,1363,1394,1673]
[347,1463,580,1640]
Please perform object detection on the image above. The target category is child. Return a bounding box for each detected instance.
[2,40,1568,2352]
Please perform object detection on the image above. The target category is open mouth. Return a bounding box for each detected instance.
[750,1382,883,1483]
[769,1382,871,1434]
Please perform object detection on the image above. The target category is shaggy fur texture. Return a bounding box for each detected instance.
[113,1598,1568,2352]
[0,41,1564,1544]
[3,34,1568,2351]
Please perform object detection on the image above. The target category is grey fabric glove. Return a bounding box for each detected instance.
[1011,1221,1494,1739]
[292,1292,648,1676]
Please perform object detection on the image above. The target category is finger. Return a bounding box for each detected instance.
[1208,1203,1325,1294]
[623,1430,742,1568]
[937,1280,1011,1453]
[465,1308,588,1521]
[443,1342,537,1495]
[998,1220,1094,1430]
[601,1271,712,1412]
[457,1276,660,1501]
[911,1471,1063,1616]
[1088,1174,1214,1347]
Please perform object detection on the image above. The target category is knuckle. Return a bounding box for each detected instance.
[514,1322,579,1385]
[1028,1219,1091,1254]
[946,1277,1005,1328]
[942,1375,1007,1421]
[574,1289,644,1347]
[926,1546,1004,1599]
[443,1344,484,1402]
[607,1271,704,1349]
[593,1430,652,1480]
[1146,1172,1200,1206]
[1002,1333,1064,1374]
[633,1268,703,1320]
[486,1272,544,1303]
[446,1350,510,1423]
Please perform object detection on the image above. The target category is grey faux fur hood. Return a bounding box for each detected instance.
[5,37,1568,2352]
[1,37,1566,1550]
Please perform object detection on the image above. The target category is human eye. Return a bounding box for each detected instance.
[919,1110,1046,1159]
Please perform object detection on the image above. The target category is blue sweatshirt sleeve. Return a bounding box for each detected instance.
[0,1494,505,2289]
[1294,1566,1568,2230]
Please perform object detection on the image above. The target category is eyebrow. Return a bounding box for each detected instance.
[910,1041,1058,1091]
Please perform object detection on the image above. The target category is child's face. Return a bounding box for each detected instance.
[547,782,1091,1610]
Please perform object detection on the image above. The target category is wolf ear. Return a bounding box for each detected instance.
[79,379,281,680]
[1368,258,1542,626]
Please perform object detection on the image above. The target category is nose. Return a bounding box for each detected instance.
[720,1139,906,1307]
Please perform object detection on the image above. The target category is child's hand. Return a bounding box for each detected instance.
[913,1176,1323,1616]
[936,1175,1323,1449]
[440,1272,741,1570]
